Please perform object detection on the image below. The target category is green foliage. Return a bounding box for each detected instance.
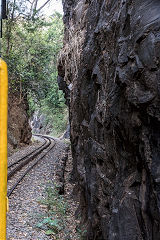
[40,105,68,137]
[41,186,67,216]
[36,217,62,235]
[77,228,88,240]
[37,185,68,237]
[2,13,63,95]
[2,3,67,135]
[35,182,85,239]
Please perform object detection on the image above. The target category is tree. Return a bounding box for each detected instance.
[2,1,66,135]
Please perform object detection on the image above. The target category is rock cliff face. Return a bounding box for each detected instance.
[8,93,32,155]
[30,110,53,135]
[58,0,160,239]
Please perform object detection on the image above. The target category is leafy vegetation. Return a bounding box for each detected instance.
[2,0,67,136]
[37,185,68,237]
[36,184,86,239]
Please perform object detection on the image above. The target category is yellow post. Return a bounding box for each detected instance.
[0,58,8,240]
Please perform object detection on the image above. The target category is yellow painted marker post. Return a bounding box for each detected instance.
[0,58,8,240]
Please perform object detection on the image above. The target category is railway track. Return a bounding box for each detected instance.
[7,135,55,197]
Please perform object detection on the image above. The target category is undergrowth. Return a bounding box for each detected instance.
[36,185,67,238]
[36,183,85,239]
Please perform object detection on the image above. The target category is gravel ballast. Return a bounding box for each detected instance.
[7,138,70,240]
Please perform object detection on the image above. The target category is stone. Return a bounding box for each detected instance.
[58,0,160,239]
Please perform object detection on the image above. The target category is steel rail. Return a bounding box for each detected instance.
[7,135,55,197]
[8,136,47,169]
[7,136,50,180]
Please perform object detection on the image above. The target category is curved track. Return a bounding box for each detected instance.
[7,135,55,197]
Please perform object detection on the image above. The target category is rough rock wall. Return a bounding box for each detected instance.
[30,110,53,135]
[58,0,160,239]
[8,93,32,155]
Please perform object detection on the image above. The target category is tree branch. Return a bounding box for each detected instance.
[36,0,51,14]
